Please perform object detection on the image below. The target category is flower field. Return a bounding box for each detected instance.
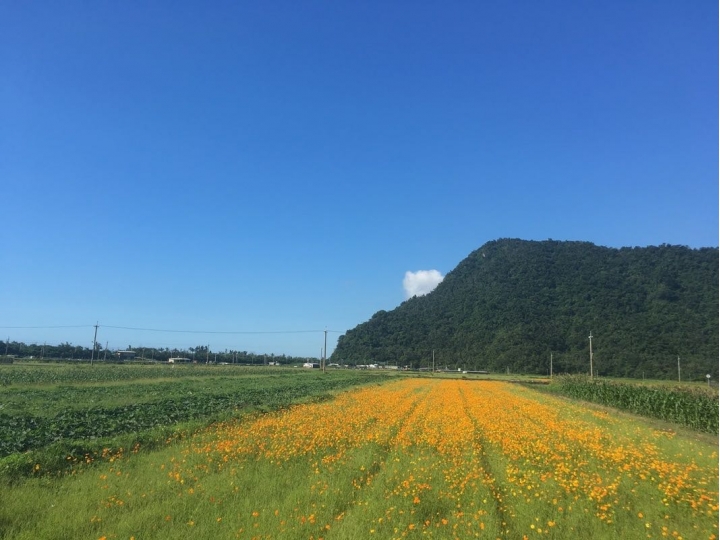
[1,378,717,539]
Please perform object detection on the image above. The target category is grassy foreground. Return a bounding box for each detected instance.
[0,378,717,540]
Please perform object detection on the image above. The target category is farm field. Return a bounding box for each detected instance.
[0,377,717,540]
[543,375,719,434]
[0,363,392,475]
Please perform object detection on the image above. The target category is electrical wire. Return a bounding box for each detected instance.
[0,325,346,334]
[101,326,322,334]
[0,325,91,329]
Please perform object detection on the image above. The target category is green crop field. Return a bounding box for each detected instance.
[0,362,393,478]
[544,375,719,433]
[0,364,717,540]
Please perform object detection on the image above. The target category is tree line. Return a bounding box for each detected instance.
[0,341,318,365]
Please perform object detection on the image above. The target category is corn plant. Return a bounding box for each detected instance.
[548,375,718,433]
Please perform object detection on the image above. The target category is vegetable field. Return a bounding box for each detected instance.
[0,376,717,540]
[0,363,391,477]
[0,362,319,386]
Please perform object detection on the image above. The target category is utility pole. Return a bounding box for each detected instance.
[550,352,553,379]
[677,356,681,382]
[91,322,99,366]
[432,350,435,374]
[104,342,108,361]
[4,337,8,356]
[588,331,594,379]
[323,329,327,373]
[206,344,209,364]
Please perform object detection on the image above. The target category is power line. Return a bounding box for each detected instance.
[0,325,92,329]
[100,325,329,334]
[0,324,347,335]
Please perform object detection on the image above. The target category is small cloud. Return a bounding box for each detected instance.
[403,270,444,299]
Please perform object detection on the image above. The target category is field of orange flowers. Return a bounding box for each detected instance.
[2,377,717,540]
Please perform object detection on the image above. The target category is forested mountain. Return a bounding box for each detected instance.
[331,239,718,379]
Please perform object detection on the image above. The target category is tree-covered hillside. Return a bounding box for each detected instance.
[331,239,718,379]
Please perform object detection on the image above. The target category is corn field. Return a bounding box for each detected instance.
[548,375,719,434]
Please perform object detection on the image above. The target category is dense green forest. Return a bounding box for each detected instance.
[331,239,718,379]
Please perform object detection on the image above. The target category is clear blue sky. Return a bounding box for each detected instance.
[1,1,717,357]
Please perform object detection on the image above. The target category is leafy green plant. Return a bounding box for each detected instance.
[0,367,393,473]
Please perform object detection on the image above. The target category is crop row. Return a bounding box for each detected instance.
[0,375,311,417]
[547,375,719,433]
[0,363,283,386]
[0,371,390,458]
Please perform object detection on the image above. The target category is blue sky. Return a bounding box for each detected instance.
[1,1,717,357]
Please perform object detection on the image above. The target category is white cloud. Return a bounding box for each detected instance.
[403,270,444,299]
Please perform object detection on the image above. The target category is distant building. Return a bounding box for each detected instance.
[302,362,320,369]
[168,357,192,364]
[116,351,136,361]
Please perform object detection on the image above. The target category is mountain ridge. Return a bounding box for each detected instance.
[331,239,718,379]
